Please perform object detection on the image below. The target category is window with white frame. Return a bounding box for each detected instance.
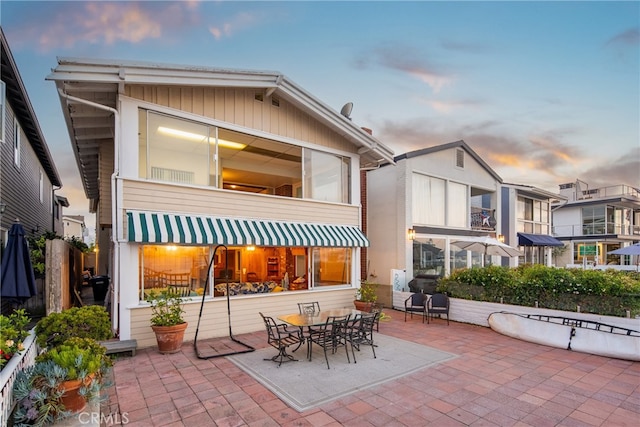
[138,109,350,203]
[0,81,5,144]
[413,174,468,228]
[39,170,44,203]
[413,174,445,225]
[517,196,550,234]
[447,181,468,228]
[13,117,20,167]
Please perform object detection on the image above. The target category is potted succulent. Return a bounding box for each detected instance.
[148,289,188,354]
[354,281,378,312]
[12,337,112,425]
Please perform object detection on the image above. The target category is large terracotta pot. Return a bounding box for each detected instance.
[151,322,188,354]
[59,375,93,413]
[354,300,374,312]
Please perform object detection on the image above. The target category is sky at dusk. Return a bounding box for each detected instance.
[1,1,639,240]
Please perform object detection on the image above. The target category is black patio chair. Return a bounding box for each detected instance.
[346,312,378,363]
[404,292,427,323]
[308,315,351,369]
[259,312,303,367]
[427,293,450,325]
[370,302,383,332]
[297,302,321,315]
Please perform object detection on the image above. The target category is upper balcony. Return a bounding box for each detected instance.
[470,207,496,232]
[553,223,640,238]
[559,183,640,204]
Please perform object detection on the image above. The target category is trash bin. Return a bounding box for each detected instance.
[90,275,110,302]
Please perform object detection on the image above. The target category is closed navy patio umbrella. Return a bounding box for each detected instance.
[1,221,37,304]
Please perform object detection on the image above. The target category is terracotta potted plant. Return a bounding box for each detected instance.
[354,281,378,312]
[148,289,188,354]
[13,337,111,424]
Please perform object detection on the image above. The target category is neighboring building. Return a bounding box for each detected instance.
[1,27,66,315]
[1,27,65,247]
[552,180,640,268]
[48,58,395,346]
[367,140,504,289]
[500,183,565,267]
[62,214,86,240]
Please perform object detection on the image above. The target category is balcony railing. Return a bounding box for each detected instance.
[470,207,496,231]
[577,185,640,200]
[553,224,640,237]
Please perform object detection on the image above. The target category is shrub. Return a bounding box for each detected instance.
[438,265,640,317]
[0,309,31,369]
[35,305,112,349]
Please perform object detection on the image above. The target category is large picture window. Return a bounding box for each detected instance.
[138,244,349,300]
[412,174,445,226]
[139,109,350,203]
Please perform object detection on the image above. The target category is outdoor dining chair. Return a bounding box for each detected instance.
[404,292,427,323]
[297,302,321,314]
[259,312,303,367]
[346,312,378,363]
[427,293,450,325]
[308,314,351,369]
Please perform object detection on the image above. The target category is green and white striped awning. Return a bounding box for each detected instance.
[126,210,369,247]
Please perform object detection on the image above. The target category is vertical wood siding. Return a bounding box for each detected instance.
[125,85,356,154]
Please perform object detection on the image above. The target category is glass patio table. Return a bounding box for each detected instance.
[278,308,362,360]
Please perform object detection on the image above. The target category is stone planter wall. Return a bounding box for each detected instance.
[392,291,639,330]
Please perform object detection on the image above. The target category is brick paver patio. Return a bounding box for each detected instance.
[103,311,639,426]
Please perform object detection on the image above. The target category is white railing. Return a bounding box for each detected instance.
[0,328,38,427]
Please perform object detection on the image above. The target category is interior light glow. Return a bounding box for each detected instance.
[157,126,246,150]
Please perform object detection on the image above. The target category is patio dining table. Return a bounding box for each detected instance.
[278,308,362,359]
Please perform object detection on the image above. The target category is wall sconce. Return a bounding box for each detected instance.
[497,234,505,243]
[0,202,6,214]
[246,245,256,251]
[32,225,40,233]
[407,228,416,240]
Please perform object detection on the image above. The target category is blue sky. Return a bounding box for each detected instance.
[1,1,639,235]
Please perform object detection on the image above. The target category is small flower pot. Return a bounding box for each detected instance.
[151,322,188,354]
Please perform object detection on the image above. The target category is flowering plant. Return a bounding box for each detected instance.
[0,309,30,369]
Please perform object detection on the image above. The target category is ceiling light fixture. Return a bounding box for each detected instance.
[157,126,246,150]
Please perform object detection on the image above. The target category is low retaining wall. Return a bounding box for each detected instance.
[392,291,639,330]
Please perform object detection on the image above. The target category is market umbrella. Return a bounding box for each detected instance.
[452,236,523,258]
[609,243,640,256]
[1,221,37,304]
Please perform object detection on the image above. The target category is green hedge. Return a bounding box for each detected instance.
[438,265,640,317]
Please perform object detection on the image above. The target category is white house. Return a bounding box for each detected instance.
[552,180,640,268]
[47,58,395,347]
[367,140,505,295]
[62,215,86,241]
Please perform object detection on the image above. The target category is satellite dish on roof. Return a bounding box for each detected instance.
[340,102,353,120]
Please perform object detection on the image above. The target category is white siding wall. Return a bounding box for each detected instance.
[366,164,406,287]
[128,288,356,347]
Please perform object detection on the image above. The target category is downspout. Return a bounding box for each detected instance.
[56,88,121,335]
